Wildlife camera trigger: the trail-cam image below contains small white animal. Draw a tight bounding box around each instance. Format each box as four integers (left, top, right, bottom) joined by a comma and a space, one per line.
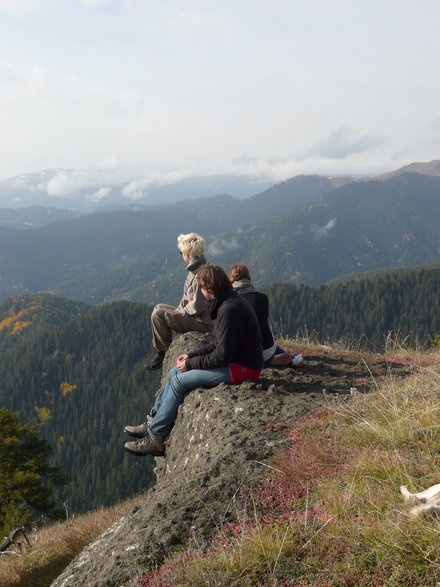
400, 483, 440, 517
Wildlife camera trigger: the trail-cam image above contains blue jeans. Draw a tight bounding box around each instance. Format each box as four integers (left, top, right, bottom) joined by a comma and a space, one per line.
149, 365, 230, 437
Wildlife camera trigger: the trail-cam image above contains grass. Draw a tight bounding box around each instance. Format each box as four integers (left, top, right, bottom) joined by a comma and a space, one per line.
2, 337, 439, 586
0, 494, 143, 587
133, 345, 440, 586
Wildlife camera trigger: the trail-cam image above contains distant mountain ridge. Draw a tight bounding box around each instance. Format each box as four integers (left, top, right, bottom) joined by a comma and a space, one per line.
51, 170, 440, 304
376, 159, 440, 181
0, 176, 344, 300
0, 169, 272, 212
0, 161, 439, 303
0, 205, 82, 229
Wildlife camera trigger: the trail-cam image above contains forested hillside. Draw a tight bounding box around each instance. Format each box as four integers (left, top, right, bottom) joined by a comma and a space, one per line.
264, 262, 440, 349
0, 174, 347, 301
0, 206, 82, 229
0, 260, 438, 516
50, 172, 440, 305
208, 172, 440, 286
0, 194, 243, 299
0, 297, 160, 513
0, 293, 91, 351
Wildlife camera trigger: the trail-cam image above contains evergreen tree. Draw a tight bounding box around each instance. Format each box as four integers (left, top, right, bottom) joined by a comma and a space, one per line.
0, 408, 69, 535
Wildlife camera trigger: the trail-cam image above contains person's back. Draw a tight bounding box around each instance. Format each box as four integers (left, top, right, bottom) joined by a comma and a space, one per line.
228, 263, 297, 365
236, 289, 274, 352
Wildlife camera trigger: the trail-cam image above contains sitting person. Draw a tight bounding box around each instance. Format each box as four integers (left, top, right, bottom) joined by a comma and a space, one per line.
124, 265, 263, 457
144, 232, 214, 371
228, 263, 303, 366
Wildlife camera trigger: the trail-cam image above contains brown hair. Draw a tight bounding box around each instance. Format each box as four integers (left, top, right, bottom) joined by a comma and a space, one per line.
228, 263, 251, 283
197, 265, 232, 296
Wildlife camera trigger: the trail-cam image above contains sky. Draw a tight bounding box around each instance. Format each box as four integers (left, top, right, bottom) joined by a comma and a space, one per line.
0, 0, 439, 190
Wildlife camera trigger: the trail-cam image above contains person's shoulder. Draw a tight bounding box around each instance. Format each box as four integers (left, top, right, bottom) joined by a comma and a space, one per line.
254, 290, 268, 301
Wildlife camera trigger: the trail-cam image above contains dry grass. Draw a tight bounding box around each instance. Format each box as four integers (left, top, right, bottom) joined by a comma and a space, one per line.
0, 494, 143, 587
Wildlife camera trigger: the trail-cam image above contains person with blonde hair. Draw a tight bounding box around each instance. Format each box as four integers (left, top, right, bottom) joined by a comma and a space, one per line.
228, 263, 303, 366
144, 232, 213, 370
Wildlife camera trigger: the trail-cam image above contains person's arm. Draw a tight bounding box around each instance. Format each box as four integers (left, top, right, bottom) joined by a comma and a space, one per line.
187, 342, 216, 358
186, 305, 239, 370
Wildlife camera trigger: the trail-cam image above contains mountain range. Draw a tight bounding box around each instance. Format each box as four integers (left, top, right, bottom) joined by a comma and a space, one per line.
51, 165, 440, 305
0, 160, 439, 305
0, 169, 272, 212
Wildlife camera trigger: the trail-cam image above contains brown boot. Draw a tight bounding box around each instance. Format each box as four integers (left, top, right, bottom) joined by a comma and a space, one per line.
124, 415, 153, 438
144, 350, 165, 370
124, 433, 165, 457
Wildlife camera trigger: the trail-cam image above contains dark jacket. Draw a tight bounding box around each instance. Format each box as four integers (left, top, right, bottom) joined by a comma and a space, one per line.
185, 290, 263, 371
239, 291, 274, 351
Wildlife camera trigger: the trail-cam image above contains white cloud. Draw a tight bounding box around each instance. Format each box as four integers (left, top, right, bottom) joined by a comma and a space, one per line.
98, 154, 118, 170
1, 2, 440, 183
301, 127, 387, 161
311, 218, 337, 238
121, 179, 149, 201
0, 0, 43, 13
81, 0, 109, 7
0, 61, 21, 85
44, 170, 114, 197
208, 237, 240, 257
87, 186, 110, 202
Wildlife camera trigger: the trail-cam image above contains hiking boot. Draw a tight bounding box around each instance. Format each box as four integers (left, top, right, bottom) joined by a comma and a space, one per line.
144, 350, 165, 370
266, 352, 292, 366
124, 415, 153, 439
124, 433, 165, 457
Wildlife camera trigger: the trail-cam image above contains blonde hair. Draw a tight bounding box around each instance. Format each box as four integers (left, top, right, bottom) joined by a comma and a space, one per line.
177, 233, 205, 257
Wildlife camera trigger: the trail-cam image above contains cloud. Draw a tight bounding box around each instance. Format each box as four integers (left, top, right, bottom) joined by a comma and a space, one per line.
0, 0, 42, 13
87, 186, 110, 202
232, 153, 259, 166
98, 153, 118, 170
80, 0, 109, 7
45, 170, 102, 197
0, 61, 21, 85
121, 179, 150, 201
311, 218, 336, 238
301, 126, 386, 160
208, 237, 240, 257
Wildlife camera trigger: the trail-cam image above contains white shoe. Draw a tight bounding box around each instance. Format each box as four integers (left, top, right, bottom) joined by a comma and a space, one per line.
291, 354, 304, 366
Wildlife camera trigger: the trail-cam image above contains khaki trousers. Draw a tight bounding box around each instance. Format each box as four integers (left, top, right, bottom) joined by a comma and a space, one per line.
151, 303, 213, 351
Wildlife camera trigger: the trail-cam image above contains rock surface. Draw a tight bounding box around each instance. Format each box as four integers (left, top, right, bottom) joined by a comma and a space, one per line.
51, 332, 409, 587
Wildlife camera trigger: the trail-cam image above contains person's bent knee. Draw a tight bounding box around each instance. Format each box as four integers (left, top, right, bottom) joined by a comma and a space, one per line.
169, 371, 191, 398
152, 304, 170, 317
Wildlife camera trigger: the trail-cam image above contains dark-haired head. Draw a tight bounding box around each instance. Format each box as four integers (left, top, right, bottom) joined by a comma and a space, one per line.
228, 263, 251, 283
197, 265, 232, 297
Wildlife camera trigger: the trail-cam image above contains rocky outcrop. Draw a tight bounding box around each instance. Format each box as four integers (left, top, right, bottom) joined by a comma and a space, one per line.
51, 333, 402, 587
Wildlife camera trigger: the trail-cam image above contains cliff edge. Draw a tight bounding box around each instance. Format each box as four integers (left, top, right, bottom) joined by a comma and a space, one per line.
51, 332, 405, 587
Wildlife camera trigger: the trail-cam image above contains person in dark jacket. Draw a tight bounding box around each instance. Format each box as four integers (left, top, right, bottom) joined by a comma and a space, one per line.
228, 263, 303, 366
124, 265, 263, 457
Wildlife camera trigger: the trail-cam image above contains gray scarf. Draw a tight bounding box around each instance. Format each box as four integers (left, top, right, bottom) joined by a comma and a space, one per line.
232, 278, 256, 294
187, 255, 206, 272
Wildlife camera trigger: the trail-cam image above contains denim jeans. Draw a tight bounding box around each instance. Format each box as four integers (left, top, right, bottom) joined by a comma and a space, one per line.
149, 365, 230, 438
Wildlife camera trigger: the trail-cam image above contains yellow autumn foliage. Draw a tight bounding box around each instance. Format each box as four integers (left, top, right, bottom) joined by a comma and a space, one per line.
0, 302, 37, 334
59, 382, 77, 397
